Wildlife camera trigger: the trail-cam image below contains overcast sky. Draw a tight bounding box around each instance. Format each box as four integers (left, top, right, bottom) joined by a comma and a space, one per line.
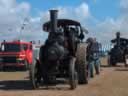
0, 0, 128, 44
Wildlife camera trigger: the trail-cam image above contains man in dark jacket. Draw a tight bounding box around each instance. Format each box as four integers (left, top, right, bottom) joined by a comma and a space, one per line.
86, 38, 100, 78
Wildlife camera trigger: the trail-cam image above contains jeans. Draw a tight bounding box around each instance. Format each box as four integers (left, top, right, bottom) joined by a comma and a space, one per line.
88, 58, 100, 78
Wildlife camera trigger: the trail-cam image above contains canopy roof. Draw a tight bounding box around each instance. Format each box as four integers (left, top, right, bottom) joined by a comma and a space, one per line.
111, 38, 128, 42
43, 19, 81, 32
111, 38, 128, 45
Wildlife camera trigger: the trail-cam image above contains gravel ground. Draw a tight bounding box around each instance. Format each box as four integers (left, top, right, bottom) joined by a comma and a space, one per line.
0, 58, 128, 96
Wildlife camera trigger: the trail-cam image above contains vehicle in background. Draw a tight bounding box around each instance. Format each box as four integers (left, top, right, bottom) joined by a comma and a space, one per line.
108, 32, 128, 66
0, 40, 33, 70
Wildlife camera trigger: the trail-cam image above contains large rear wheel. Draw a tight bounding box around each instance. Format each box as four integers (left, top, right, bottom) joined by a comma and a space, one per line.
76, 43, 89, 84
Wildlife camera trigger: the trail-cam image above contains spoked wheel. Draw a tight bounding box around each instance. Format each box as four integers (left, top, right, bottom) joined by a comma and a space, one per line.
29, 60, 41, 89
69, 57, 78, 90
76, 43, 89, 84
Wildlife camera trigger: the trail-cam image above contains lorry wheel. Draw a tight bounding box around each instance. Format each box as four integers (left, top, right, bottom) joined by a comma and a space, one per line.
69, 57, 78, 90
29, 60, 41, 89
0, 65, 3, 72
76, 43, 88, 84
3, 66, 7, 71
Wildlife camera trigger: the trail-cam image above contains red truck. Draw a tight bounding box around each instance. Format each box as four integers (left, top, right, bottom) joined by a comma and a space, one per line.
0, 40, 33, 70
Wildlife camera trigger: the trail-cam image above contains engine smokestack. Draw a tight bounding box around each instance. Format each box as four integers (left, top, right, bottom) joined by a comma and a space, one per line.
50, 10, 58, 33
116, 32, 120, 47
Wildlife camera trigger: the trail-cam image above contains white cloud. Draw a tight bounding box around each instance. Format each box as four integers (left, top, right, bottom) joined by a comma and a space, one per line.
0, 0, 47, 42
0, 0, 30, 31
40, 2, 90, 22
1, 0, 128, 44
75, 3, 90, 20
0, 1, 91, 43
30, 17, 41, 23
120, 0, 128, 11
36, 2, 91, 43
88, 16, 128, 43
86, 0, 128, 44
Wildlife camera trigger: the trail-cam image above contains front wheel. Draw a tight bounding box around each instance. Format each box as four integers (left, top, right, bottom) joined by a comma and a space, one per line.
69, 57, 78, 90
108, 55, 116, 66
29, 60, 41, 89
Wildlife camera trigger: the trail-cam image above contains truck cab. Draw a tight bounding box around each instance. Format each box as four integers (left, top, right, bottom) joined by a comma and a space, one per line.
0, 40, 33, 70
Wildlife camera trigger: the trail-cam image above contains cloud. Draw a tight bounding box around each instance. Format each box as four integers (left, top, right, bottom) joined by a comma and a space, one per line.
0, 0, 31, 40
120, 0, 128, 12
89, 17, 128, 43
75, 3, 90, 19
0, 1, 92, 44
0, 0, 48, 43
37, 2, 91, 43
1, 0, 128, 45
86, 0, 128, 44
40, 2, 90, 22
23, 0, 128, 44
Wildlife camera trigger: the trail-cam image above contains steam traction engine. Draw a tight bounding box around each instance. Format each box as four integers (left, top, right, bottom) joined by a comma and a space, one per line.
29, 10, 89, 89
108, 32, 128, 66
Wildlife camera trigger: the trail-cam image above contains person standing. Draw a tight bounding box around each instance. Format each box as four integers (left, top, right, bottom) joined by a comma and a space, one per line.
92, 38, 101, 75
86, 38, 100, 78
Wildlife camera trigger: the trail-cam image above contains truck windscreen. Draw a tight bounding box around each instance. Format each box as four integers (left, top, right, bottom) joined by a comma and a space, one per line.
4, 44, 20, 52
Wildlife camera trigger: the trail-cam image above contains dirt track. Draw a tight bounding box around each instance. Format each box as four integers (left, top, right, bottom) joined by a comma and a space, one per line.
0, 58, 128, 96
